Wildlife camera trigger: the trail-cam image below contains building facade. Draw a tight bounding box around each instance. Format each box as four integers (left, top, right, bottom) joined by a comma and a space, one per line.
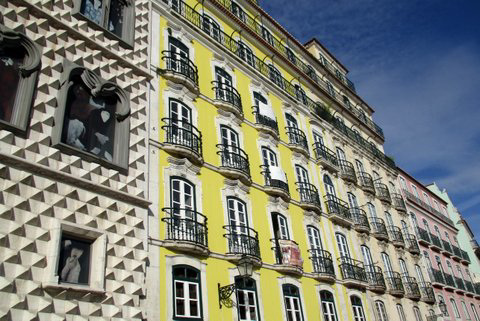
0, 0, 150, 320
428, 183, 480, 276
147, 0, 439, 320
398, 169, 480, 321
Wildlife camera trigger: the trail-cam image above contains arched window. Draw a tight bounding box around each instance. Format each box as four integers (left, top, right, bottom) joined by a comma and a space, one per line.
231, 1, 246, 22
413, 306, 423, 321
286, 47, 296, 64
294, 84, 307, 104
375, 300, 389, 321
202, 14, 220, 41
235, 276, 260, 321
323, 174, 335, 197
305, 65, 318, 82
0, 24, 40, 132
367, 202, 377, 218
283, 284, 304, 321
261, 26, 274, 46
226, 197, 250, 240
437, 295, 448, 317
450, 298, 461, 318
326, 81, 336, 98
461, 301, 472, 320
238, 41, 254, 67
320, 290, 338, 321
351, 296, 366, 321
471, 303, 480, 321
268, 64, 283, 88
335, 233, 350, 259
172, 265, 202, 319
396, 304, 406, 321
307, 225, 322, 250
54, 61, 131, 168
261, 146, 278, 166
271, 212, 289, 240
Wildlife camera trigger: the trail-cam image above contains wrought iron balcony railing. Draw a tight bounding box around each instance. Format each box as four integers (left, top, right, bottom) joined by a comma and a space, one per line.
429, 233, 442, 249
452, 245, 462, 258
403, 275, 421, 299
260, 165, 289, 196
357, 172, 375, 194
271, 238, 303, 271
391, 193, 407, 212
308, 248, 335, 277
212, 81, 243, 114
252, 106, 279, 134
223, 225, 260, 259
365, 265, 386, 291
312, 143, 339, 169
375, 183, 391, 203
338, 159, 357, 184
371, 217, 389, 240
338, 256, 367, 283
162, 118, 203, 159
443, 273, 455, 288
475, 282, 480, 295
388, 226, 405, 246
430, 268, 445, 285
217, 144, 250, 178
403, 190, 454, 225
465, 280, 474, 293
416, 227, 431, 244
351, 208, 370, 233
324, 195, 352, 221
405, 234, 420, 254
461, 249, 470, 262
385, 272, 404, 295
442, 240, 453, 255
419, 282, 436, 303
455, 277, 466, 291
285, 127, 309, 153
296, 182, 321, 210
162, 50, 199, 86
162, 207, 208, 247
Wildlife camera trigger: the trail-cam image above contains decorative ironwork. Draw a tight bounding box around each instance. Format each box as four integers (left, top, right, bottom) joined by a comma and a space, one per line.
161, 50, 198, 85
285, 126, 309, 153
223, 225, 261, 258
338, 257, 367, 283
296, 182, 321, 210
217, 144, 250, 178
162, 118, 203, 158
308, 248, 335, 277
260, 165, 289, 196
162, 207, 208, 246
212, 81, 243, 114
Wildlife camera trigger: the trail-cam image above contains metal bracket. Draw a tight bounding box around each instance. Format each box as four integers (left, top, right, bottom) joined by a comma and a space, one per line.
218, 283, 236, 308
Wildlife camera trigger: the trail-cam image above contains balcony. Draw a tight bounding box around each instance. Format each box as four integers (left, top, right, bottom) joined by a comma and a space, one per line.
444, 273, 456, 290
416, 227, 431, 245
338, 257, 368, 288
375, 183, 391, 204
324, 195, 353, 227
441, 240, 453, 256
461, 249, 471, 264
405, 234, 421, 255
475, 283, 480, 297
252, 106, 279, 138
217, 144, 251, 184
296, 182, 322, 213
351, 208, 370, 234
386, 272, 405, 297
365, 265, 386, 293
392, 193, 407, 213
388, 226, 405, 248
403, 276, 421, 300
308, 248, 335, 282
404, 190, 454, 225
161, 50, 199, 93
285, 127, 309, 156
261, 165, 290, 200
357, 172, 375, 195
465, 280, 475, 294
430, 268, 445, 288
162, 207, 208, 256
454, 276, 466, 293
223, 225, 261, 265
162, 118, 203, 164
371, 217, 389, 241
452, 245, 463, 261
271, 239, 303, 275
338, 160, 357, 184
429, 234, 442, 252
313, 143, 339, 173
211, 81, 243, 117
419, 282, 436, 304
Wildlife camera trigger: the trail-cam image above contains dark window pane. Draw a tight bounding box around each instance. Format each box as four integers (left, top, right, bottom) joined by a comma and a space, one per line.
238, 291, 245, 304
239, 306, 246, 319
108, 0, 125, 36
189, 300, 198, 316
175, 282, 184, 297
81, 0, 104, 25
176, 299, 185, 315
188, 284, 197, 299
0, 47, 24, 123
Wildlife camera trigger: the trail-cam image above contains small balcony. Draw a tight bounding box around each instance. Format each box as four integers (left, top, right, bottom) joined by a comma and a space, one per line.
308, 248, 335, 282
162, 118, 203, 164
403, 276, 421, 300
365, 265, 386, 293
386, 272, 405, 297
452, 245, 462, 261
217, 144, 251, 184
324, 195, 353, 227
475, 283, 480, 297
338, 257, 368, 288
161, 50, 199, 94
271, 239, 303, 275
429, 233, 442, 252
465, 280, 475, 294
357, 172, 375, 195
416, 227, 431, 245
296, 182, 322, 213
261, 165, 290, 201
392, 193, 407, 213
430, 268, 445, 288
285, 127, 309, 156
441, 240, 453, 256
223, 225, 261, 266
211, 81, 243, 117
455, 276, 466, 293
338, 160, 357, 184
388, 226, 405, 248
405, 234, 421, 255
162, 207, 208, 256
461, 249, 471, 264
351, 208, 370, 234
443, 273, 456, 290
375, 183, 391, 204
313, 143, 339, 173
371, 217, 389, 241
419, 282, 436, 304
252, 106, 279, 138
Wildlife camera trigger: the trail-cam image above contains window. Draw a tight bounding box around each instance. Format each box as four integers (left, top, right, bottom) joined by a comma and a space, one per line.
271, 212, 289, 240
450, 298, 461, 318
235, 277, 260, 321
433, 200, 440, 211
471, 303, 480, 321
283, 284, 304, 321
323, 174, 336, 197
367, 202, 377, 218
268, 64, 283, 88
396, 304, 406, 321
326, 81, 336, 98
286, 47, 296, 64
294, 84, 306, 104
411, 184, 419, 198
413, 306, 423, 321
231, 1, 246, 22
173, 265, 202, 319
261, 27, 274, 46
226, 197, 251, 254
261, 147, 278, 167
375, 301, 389, 321
423, 192, 432, 206
320, 290, 338, 321
238, 41, 254, 67
438, 295, 448, 316
305, 65, 317, 82
399, 176, 407, 191
335, 233, 350, 259
58, 234, 92, 285
75, 0, 134, 45
53, 60, 130, 169
0, 24, 40, 132
351, 296, 365, 321
462, 301, 472, 320
381, 252, 393, 278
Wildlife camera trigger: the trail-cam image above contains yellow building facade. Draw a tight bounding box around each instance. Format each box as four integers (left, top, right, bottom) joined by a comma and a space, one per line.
146, 0, 439, 320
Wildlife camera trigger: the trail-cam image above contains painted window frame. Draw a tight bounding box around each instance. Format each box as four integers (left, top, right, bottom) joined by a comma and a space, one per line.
235, 276, 261, 321
172, 265, 203, 320
450, 298, 461, 318
351, 295, 366, 321
374, 300, 389, 321
282, 284, 304, 321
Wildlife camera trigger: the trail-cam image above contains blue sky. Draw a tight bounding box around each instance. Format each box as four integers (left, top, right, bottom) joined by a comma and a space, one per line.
261, 0, 480, 236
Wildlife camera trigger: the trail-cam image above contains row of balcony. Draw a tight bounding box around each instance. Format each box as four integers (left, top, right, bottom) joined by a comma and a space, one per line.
403, 190, 454, 226
430, 268, 480, 298
162, 0, 397, 169
416, 227, 470, 264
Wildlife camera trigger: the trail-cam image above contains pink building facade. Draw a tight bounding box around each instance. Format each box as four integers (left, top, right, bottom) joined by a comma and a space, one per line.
398, 169, 480, 321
